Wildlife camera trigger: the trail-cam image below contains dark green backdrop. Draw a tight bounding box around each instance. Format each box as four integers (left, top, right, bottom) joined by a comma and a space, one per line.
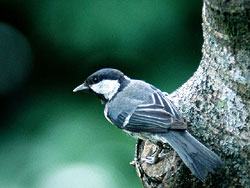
0, 0, 202, 187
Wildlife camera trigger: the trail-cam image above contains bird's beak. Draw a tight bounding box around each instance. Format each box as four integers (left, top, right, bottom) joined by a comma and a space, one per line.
73, 82, 89, 92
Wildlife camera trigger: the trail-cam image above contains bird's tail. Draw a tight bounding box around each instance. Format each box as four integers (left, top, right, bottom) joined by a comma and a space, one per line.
161, 130, 223, 181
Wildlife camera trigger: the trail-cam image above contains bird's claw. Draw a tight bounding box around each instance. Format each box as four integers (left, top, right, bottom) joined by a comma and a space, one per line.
141, 151, 167, 164
141, 156, 159, 164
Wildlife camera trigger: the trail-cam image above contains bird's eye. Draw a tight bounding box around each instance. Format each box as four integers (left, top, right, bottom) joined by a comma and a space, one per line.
92, 76, 98, 83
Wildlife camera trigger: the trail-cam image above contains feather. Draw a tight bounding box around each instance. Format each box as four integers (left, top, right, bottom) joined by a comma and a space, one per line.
118, 90, 187, 133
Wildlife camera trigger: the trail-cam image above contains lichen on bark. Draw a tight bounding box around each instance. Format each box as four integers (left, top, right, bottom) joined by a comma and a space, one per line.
132, 1, 250, 187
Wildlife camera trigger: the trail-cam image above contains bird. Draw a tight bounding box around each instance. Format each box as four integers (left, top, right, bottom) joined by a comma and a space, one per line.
73, 68, 223, 181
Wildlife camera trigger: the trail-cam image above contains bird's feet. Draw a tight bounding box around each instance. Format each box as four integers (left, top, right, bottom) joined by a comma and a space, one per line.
141, 146, 167, 164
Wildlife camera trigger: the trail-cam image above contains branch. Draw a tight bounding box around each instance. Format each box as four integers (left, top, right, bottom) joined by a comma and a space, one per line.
133, 1, 250, 187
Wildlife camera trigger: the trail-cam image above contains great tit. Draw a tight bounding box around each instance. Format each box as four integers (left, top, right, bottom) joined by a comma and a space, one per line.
73, 68, 223, 181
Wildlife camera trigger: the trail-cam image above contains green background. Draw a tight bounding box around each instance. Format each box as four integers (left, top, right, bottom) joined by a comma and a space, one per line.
0, 0, 202, 187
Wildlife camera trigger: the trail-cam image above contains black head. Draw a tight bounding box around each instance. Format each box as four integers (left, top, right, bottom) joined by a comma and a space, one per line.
85, 68, 125, 85
73, 68, 129, 102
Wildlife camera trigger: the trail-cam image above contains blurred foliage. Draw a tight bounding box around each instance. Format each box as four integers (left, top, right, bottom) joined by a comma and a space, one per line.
0, 23, 32, 94
0, 0, 202, 187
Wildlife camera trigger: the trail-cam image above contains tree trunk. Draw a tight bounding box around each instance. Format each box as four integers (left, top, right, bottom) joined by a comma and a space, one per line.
132, 1, 250, 187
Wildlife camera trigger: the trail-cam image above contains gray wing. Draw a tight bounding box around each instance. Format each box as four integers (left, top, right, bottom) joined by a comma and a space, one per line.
118, 90, 187, 133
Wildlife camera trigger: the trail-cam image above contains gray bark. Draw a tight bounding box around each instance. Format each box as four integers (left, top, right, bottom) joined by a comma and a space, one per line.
132, 1, 250, 187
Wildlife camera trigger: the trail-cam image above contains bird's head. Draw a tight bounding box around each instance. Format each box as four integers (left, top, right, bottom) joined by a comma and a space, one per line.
73, 68, 129, 102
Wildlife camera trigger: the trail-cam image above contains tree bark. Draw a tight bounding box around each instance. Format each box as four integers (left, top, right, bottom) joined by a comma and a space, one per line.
132, 1, 250, 187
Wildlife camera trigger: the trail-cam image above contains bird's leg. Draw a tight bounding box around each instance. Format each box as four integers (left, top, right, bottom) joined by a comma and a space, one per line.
142, 142, 166, 164
159, 143, 171, 158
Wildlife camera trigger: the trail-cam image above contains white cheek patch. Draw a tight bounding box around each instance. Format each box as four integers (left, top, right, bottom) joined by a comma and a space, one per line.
90, 80, 120, 100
